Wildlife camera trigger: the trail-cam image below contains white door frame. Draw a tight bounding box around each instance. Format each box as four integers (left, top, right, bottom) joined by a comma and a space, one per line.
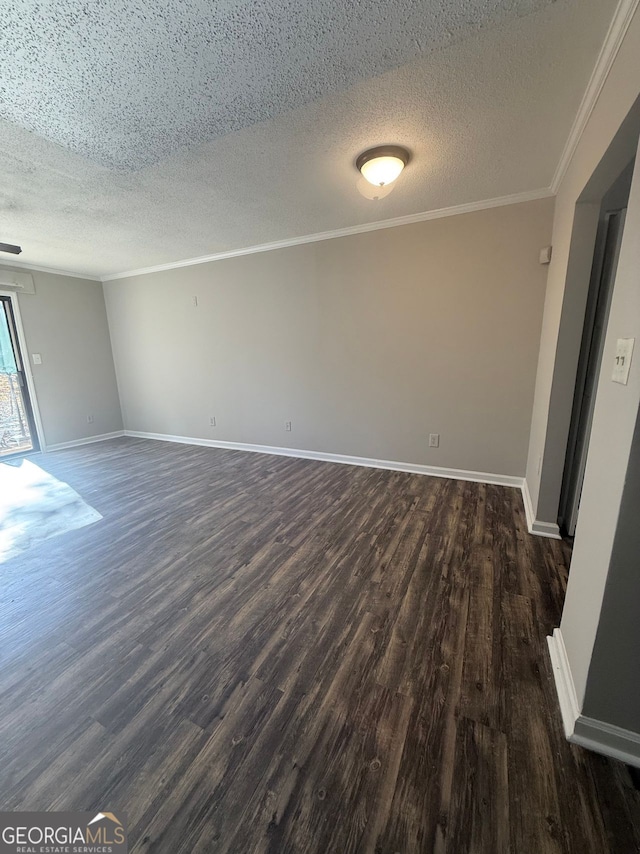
0, 289, 47, 452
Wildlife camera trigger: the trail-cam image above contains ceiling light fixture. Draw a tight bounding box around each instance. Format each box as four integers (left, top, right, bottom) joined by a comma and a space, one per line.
356, 145, 410, 187
0, 242, 22, 255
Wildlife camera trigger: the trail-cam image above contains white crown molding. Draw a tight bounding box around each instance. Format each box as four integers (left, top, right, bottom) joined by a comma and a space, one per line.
45, 430, 124, 452
551, 0, 640, 193
0, 259, 101, 281
8, 2, 639, 284
522, 479, 562, 538
122, 429, 524, 487
101, 188, 553, 282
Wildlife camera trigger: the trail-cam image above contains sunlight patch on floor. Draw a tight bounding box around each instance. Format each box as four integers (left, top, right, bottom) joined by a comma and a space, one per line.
0, 459, 102, 563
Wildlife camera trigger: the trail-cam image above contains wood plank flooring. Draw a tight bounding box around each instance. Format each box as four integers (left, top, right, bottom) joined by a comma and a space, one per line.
1, 437, 639, 853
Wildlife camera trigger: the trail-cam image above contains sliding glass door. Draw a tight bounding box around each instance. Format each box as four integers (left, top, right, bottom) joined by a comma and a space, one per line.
0, 295, 39, 457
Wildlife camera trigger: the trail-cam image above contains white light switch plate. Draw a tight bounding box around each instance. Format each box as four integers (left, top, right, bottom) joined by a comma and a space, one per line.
32, 353, 42, 365
612, 338, 634, 385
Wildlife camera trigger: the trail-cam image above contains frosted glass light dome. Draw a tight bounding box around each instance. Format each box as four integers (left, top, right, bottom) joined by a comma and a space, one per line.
356, 146, 410, 187
360, 155, 405, 186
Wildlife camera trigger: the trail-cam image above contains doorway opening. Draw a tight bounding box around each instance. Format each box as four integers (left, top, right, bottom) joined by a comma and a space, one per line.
558, 159, 635, 536
0, 294, 40, 458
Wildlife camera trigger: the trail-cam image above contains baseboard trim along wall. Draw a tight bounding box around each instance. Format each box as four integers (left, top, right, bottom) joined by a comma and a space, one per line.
547, 629, 581, 737
45, 430, 125, 452
44, 431, 563, 541
123, 429, 524, 488
522, 478, 562, 539
547, 628, 640, 768
572, 716, 640, 769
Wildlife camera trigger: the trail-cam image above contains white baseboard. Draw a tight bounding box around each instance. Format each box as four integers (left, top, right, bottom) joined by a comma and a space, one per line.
45, 430, 125, 452
573, 715, 640, 768
547, 628, 640, 768
122, 430, 524, 488
547, 629, 581, 737
522, 479, 561, 539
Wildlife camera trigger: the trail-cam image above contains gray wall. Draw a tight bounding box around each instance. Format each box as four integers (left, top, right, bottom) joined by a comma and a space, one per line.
3, 269, 123, 447
522, 6, 640, 727
583, 401, 640, 732
559, 147, 640, 711
526, 10, 640, 525
104, 197, 553, 477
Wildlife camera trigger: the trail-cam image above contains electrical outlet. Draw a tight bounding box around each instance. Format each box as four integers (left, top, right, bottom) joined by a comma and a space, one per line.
429, 433, 439, 448
86, 415, 94, 424
192, 295, 198, 307
209, 416, 216, 427
285, 421, 292, 432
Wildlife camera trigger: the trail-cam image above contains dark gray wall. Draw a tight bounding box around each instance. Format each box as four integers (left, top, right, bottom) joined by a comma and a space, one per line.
583, 401, 640, 732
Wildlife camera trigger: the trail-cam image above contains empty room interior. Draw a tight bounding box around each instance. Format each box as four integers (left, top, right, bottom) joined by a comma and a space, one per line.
2, 0, 640, 851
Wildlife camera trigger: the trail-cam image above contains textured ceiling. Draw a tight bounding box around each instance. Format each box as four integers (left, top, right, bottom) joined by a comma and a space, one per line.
2, 0, 555, 168
0, 0, 620, 277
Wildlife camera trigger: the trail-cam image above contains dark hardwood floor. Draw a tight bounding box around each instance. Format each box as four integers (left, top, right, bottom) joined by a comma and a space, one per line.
1, 437, 639, 853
